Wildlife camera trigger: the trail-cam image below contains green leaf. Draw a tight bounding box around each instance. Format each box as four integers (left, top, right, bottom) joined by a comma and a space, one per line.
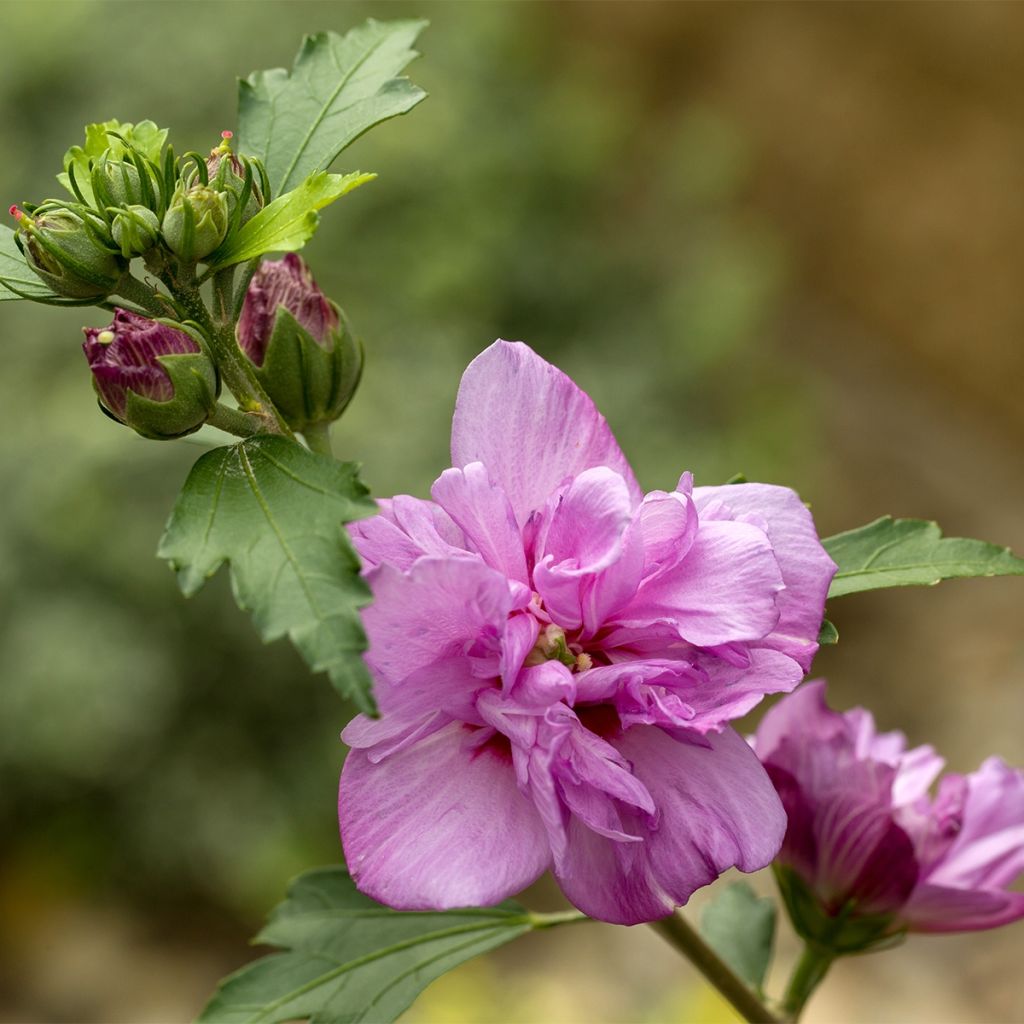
157, 436, 378, 713
198, 867, 584, 1024
238, 19, 427, 197
0, 224, 62, 302
700, 882, 776, 993
817, 618, 838, 645
57, 119, 168, 206
824, 516, 1024, 598
207, 171, 373, 268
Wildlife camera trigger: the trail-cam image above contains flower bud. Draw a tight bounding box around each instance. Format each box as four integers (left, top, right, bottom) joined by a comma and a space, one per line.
12, 205, 124, 299
111, 205, 160, 258
237, 255, 362, 432
161, 183, 229, 262
91, 154, 155, 211
82, 308, 218, 440
206, 131, 264, 226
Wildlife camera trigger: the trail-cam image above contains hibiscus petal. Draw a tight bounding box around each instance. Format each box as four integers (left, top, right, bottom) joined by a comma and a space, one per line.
431, 463, 528, 583
621, 519, 784, 647
340, 722, 551, 909
451, 341, 642, 525
900, 884, 1024, 933
555, 726, 786, 924
350, 496, 466, 572
693, 484, 836, 672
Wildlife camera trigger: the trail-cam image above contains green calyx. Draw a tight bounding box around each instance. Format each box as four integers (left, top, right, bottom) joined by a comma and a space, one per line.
113, 350, 220, 441
162, 184, 229, 263
245, 304, 363, 432
16, 206, 124, 299
772, 864, 906, 956
111, 205, 160, 258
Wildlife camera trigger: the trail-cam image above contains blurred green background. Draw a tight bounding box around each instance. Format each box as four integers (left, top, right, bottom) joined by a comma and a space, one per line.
1, 2, 1023, 1021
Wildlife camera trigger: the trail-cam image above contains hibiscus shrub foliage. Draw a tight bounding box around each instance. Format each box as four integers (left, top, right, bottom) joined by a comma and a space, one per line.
3, 18, 1024, 1024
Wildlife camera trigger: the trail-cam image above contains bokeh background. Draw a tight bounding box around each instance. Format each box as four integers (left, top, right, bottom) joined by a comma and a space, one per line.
1, 2, 1023, 1021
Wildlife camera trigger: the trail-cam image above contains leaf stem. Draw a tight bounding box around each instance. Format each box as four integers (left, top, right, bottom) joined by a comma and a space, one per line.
303, 421, 334, 457
780, 943, 834, 1022
649, 913, 782, 1024
111, 273, 173, 318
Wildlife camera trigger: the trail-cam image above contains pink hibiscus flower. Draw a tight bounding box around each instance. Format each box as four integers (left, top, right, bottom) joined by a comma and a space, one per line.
339, 341, 837, 925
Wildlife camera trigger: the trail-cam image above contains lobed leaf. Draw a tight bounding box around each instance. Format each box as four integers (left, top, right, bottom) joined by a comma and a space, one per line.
700, 882, 776, 993
158, 436, 378, 713
824, 516, 1024, 598
207, 171, 373, 269
238, 19, 427, 196
198, 867, 581, 1024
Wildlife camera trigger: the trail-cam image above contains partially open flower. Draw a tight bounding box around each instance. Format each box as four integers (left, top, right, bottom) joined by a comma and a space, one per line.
237, 254, 362, 431
82, 308, 218, 439
754, 681, 1024, 950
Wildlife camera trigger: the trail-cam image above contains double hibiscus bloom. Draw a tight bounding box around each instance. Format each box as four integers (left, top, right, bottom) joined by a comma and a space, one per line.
340, 341, 837, 925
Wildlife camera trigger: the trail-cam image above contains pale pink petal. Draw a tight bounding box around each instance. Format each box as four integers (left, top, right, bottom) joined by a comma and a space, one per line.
350, 495, 467, 572
619, 519, 784, 647
693, 484, 836, 672
451, 341, 641, 525
340, 722, 551, 909
555, 726, 786, 924
431, 463, 528, 584
752, 680, 841, 763
900, 884, 1024, 933
637, 490, 698, 579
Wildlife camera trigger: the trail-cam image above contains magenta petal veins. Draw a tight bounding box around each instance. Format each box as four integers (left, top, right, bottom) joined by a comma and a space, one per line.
340, 340, 838, 924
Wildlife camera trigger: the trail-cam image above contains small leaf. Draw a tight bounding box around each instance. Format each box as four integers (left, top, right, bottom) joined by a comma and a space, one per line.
198, 867, 582, 1024
57, 119, 168, 206
207, 170, 373, 268
824, 516, 1024, 599
158, 436, 378, 713
724, 472, 748, 485
238, 19, 427, 196
0, 224, 62, 302
817, 618, 838, 645
701, 882, 776, 993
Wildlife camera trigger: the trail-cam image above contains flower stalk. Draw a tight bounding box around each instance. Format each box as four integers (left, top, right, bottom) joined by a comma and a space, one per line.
780, 944, 835, 1022
650, 912, 781, 1024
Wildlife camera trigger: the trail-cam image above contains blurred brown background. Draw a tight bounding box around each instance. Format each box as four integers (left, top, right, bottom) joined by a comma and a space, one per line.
0, 2, 1022, 1021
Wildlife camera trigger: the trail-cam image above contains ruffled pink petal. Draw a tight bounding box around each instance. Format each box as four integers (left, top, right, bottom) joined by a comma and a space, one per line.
349, 495, 467, 572
619, 519, 784, 647
637, 490, 698, 580
362, 557, 524, 690
555, 726, 786, 924
900, 884, 1024, 933
533, 467, 636, 632
451, 341, 642, 526
340, 722, 551, 909
431, 462, 528, 584
752, 680, 843, 763
693, 484, 836, 672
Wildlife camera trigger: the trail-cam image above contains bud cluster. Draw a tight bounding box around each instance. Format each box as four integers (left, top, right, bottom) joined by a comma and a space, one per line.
9, 119, 363, 446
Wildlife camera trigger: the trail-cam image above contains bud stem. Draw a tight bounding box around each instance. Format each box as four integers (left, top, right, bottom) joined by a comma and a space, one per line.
780, 943, 835, 1022
207, 403, 267, 438
649, 913, 781, 1024
111, 274, 173, 319
303, 421, 334, 457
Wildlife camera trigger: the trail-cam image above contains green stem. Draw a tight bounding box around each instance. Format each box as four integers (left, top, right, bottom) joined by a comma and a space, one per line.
207, 403, 265, 438
211, 265, 237, 325
780, 944, 835, 1022
650, 914, 781, 1024
111, 274, 173, 318
303, 421, 334, 456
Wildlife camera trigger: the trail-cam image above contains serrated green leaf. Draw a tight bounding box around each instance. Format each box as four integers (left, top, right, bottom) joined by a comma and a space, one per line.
817, 618, 838, 645
238, 19, 427, 196
824, 516, 1024, 598
700, 882, 776, 993
157, 436, 378, 713
207, 171, 373, 268
0, 224, 61, 302
198, 867, 584, 1024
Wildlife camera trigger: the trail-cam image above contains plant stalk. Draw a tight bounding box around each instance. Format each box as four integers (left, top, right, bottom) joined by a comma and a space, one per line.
303, 421, 334, 456
780, 943, 835, 1022
650, 913, 781, 1024
207, 403, 265, 438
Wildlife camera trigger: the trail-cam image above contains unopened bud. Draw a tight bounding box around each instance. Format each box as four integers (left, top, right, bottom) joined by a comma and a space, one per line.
237, 255, 362, 431
206, 131, 264, 225
111, 205, 160, 257
92, 154, 155, 211
82, 308, 218, 439
13, 205, 124, 299
161, 183, 229, 262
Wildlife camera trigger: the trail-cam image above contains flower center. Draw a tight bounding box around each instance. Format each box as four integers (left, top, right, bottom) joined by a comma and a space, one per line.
524, 623, 593, 673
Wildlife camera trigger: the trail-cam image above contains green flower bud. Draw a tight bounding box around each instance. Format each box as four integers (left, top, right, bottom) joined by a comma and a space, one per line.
11, 204, 124, 299
111, 205, 160, 257
92, 153, 156, 211
82, 308, 219, 440
161, 183, 229, 262
206, 131, 265, 226
237, 255, 362, 432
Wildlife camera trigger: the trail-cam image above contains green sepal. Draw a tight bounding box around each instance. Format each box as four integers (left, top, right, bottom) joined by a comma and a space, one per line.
251, 304, 363, 432
114, 350, 219, 441
817, 618, 838, 645
162, 184, 230, 263
773, 864, 905, 956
